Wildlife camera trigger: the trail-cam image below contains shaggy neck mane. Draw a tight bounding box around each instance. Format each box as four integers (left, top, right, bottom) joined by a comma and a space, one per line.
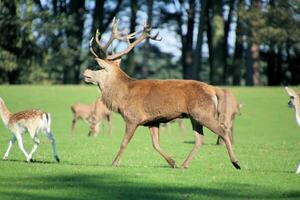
0, 100, 12, 127
100, 67, 133, 112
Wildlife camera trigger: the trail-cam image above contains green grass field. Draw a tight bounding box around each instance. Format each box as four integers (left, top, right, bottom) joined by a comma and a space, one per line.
0, 86, 299, 200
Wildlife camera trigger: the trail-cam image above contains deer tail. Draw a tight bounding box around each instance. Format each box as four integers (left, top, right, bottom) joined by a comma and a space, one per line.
42, 112, 51, 133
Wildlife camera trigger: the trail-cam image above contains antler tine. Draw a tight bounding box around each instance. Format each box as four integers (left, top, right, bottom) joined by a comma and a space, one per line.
89, 37, 99, 58
90, 18, 162, 60
143, 23, 162, 41
94, 29, 107, 57
149, 31, 162, 41
103, 17, 120, 51
106, 21, 162, 60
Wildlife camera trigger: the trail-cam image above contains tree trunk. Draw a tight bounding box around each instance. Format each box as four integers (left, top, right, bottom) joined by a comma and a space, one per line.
246, 42, 260, 86
183, 0, 196, 80
92, 0, 105, 36
232, 0, 243, 86
222, 0, 234, 85
141, 0, 153, 79
267, 49, 276, 86
124, 0, 137, 76
206, 0, 214, 84
1, 0, 20, 84
192, 0, 208, 81
65, 0, 85, 84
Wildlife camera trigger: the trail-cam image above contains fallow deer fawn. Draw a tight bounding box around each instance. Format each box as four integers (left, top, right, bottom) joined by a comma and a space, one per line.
84, 18, 241, 169
0, 97, 59, 162
71, 97, 112, 136
285, 87, 300, 174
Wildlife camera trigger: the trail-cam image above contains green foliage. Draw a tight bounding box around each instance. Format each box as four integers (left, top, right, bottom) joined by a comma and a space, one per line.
0, 48, 17, 72
0, 86, 299, 199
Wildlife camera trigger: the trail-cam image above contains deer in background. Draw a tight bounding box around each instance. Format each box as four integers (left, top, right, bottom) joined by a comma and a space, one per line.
161, 119, 186, 134
285, 87, 300, 174
71, 97, 112, 136
0, 97, 59, 162
84, 18, 241, 169
216, 89, 241, 145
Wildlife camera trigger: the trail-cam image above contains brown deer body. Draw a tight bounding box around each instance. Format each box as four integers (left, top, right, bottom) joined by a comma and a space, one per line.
84, 18, 241, 169
71, 97, 112, 136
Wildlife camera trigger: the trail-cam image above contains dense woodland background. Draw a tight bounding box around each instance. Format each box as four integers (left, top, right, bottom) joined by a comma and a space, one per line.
0, 0, 300, 85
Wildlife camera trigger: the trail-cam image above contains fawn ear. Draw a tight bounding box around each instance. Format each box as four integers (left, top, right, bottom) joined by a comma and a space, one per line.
285, 87, 296, 97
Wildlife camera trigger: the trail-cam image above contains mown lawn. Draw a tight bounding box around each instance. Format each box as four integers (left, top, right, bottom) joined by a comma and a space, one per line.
0, 85, 299, 200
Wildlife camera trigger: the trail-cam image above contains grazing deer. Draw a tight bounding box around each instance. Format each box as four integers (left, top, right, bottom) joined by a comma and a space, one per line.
71, 97, 112, 136
216, 89, 242, 145
83, 18, 241, 169
0, 97, 59, 162
161, 119, 186, 134
285, 87, 300, 174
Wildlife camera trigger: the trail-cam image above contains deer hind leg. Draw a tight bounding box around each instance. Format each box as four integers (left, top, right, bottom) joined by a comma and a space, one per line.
149, 125, 177, 168
181, 119, 204, 169
107, 114, 112, 136
204, 118, 240, 169
112, 123, 137, 167
46, 131, 60, 162
296, 163, 300, 174
3, 135, 17, 160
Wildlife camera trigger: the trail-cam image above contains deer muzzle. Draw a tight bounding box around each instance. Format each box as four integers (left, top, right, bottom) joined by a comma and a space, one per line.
83, 69, 97, 84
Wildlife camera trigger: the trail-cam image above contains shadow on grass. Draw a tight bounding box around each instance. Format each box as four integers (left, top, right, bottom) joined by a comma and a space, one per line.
0, 173, 299, 200
2, 159, 57, 165
183, 141, 219, 146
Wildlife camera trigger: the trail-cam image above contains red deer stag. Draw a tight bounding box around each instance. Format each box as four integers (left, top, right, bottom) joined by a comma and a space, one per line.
83, 18, 241, 169
71, 97, 112, 136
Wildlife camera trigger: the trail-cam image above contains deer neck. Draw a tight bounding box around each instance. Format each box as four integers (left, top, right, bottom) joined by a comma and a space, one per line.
295, 98, 300, 127
0, 101, 11, 127
99, 68, 133, 112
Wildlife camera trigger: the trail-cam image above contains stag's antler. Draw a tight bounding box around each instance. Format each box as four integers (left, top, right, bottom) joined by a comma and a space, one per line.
89, 18, 162, 60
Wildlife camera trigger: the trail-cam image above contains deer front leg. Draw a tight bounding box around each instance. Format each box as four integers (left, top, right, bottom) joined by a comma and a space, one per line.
149, 125, 177, 168
15, 133, 30, 162
3, 135, 17, 160
71, 117, 77, 134
28, 137, 40, 161
112, 123, 137, 167
181, 119, 204, 169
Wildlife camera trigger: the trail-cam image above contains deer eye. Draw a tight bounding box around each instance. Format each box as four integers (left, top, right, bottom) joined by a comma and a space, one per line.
291, 96, 294, 100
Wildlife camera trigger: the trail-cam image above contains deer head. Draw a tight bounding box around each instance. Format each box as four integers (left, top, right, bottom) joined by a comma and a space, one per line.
84, 18, 161, 88
285, 87, 300, 109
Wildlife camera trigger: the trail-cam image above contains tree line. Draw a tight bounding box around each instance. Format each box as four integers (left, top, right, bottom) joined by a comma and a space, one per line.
0, 0, 299, 85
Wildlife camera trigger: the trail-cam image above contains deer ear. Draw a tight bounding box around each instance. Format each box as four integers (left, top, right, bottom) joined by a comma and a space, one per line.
113, 59, 122, 66
285, 87, 296, 97
95, 58, 107, 69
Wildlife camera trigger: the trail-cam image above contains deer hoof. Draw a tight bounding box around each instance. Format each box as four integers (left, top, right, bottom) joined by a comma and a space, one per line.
112, 161, 119, 168
55, 156, 60, 163
232, 161, 241, 170
27, 158, 33, 162
181, 165, 189, 170
168, 159, 177, 168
